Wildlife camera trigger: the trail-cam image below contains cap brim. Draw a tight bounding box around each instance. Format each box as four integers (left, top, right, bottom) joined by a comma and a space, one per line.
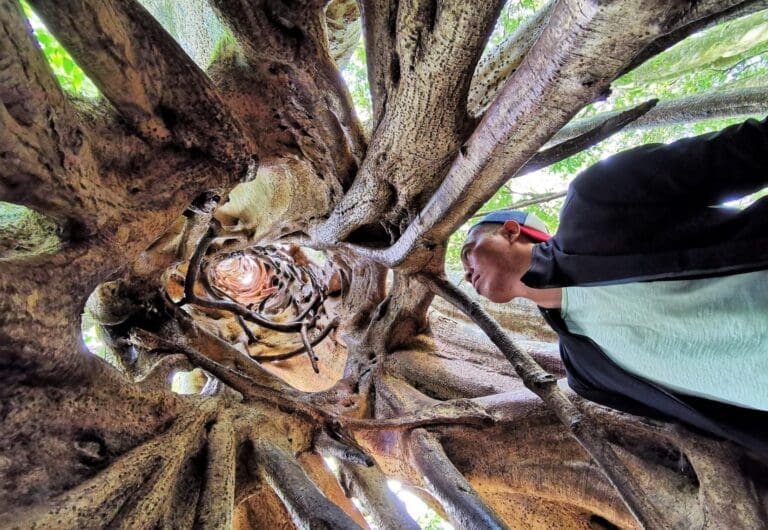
519, 225, 551, 243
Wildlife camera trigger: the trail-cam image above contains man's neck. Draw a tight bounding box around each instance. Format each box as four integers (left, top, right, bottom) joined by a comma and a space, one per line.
518, 285, 562, 308
516, 242, 561, 308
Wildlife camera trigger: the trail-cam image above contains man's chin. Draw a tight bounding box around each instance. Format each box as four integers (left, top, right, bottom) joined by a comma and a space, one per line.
487, 292, 514, 303
476, 286, 514, 304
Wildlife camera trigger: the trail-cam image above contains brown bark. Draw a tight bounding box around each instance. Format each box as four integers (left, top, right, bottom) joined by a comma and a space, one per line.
2, 1, 767, 529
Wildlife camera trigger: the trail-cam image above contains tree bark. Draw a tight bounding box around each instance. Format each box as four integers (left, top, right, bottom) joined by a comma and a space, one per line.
2, 1, 767, 529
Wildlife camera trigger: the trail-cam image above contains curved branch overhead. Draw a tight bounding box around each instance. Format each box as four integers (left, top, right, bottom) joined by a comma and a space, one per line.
1, 0, 767, 528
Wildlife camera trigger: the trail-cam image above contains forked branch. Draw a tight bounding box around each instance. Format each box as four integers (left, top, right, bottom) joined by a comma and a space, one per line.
360, 0, 697, 269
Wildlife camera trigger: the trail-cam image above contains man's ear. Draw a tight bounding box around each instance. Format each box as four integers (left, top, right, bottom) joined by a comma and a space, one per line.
501, 220, 521, 241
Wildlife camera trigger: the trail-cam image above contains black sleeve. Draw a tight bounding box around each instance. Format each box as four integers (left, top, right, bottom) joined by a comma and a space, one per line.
570, 116, 768, 207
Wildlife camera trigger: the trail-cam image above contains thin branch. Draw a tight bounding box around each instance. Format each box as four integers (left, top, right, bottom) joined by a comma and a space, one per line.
525, 98, 659, 173
420, 273, 668, 530
336, 398, 495, 432
551, 86, 768, 144
236, 314, 259, 344
183, 229, 304, 333
251, 318, 339, 362
469, 190, 567, 219
158, 302, 296, 393
301, 323, 320, 374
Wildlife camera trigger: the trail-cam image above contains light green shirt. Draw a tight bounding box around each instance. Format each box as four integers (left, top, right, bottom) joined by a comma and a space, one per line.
561, 271, 768, 411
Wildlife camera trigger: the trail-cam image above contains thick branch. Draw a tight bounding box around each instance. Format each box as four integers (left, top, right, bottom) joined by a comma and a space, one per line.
209, 0, 365, 188
0, 1, 98, 225
252, 318, 339, 362
621, 0, 768, 77
421, 274, 668, 530
469, 1, 767, 118
314, 0, 506, 245
315, 430, 374, 467
359, 0, 395, 125
0, 407, 212, 528
196, 413, 236, 529
28, 0, 248, 161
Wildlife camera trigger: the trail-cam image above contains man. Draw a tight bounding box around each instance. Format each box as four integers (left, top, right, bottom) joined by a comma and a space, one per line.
461, 116, 768, 456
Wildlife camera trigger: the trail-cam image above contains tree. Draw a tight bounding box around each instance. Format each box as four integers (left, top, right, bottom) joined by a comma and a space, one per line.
1, 0, 767, 528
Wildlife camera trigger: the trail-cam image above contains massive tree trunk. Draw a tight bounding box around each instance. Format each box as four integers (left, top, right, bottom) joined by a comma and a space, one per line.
1, 0, 767, 529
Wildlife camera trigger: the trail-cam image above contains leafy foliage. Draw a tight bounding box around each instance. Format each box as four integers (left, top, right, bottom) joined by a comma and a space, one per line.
20, 1, 99, 98
341, 37, 372, 124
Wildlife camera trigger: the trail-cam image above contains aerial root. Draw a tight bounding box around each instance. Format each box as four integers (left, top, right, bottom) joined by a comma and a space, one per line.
0, 408, 213, 529
250, 440, 363, 530
338, 461, 422, 530
196, 413, 237, 529
408, 428, 510, 530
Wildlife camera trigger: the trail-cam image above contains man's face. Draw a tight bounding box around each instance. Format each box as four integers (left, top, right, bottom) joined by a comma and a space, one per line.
461, 224, 518, 303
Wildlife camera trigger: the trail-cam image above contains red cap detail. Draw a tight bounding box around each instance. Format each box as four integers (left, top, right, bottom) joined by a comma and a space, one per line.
519, 225, 551, 243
